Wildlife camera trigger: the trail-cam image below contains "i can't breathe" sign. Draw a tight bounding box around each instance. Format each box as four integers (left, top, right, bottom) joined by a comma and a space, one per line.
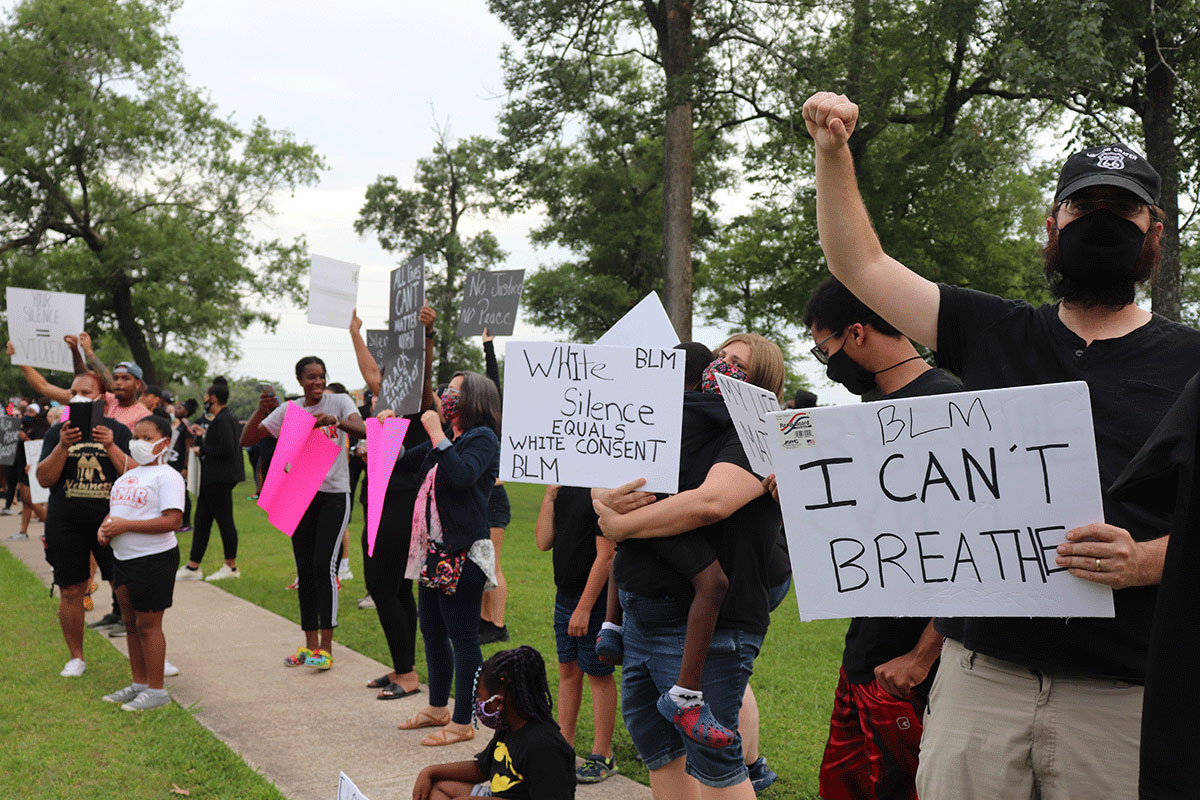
767, 382, 1114, 621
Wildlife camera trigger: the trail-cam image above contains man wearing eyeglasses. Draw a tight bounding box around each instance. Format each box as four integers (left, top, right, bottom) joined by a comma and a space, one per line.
803, 91, 1200, 800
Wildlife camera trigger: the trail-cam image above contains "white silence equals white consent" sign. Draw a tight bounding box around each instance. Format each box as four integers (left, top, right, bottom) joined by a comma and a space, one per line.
501, 341, 684, 494
766, 382, 1114, 620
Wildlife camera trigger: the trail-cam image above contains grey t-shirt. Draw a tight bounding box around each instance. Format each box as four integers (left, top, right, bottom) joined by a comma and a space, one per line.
261, 393, 359, 495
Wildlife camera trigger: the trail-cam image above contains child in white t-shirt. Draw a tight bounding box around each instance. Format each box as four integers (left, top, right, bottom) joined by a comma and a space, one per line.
96, 415, 186, 711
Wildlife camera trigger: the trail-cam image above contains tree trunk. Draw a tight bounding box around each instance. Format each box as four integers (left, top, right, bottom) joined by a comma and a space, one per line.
111, 272, 158, 385
1142, 33, 1180, 321
661, 0, 693, 341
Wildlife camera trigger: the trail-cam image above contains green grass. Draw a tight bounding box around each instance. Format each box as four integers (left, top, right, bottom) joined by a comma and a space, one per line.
0, 546, 286, 800
183, 468, 847, 797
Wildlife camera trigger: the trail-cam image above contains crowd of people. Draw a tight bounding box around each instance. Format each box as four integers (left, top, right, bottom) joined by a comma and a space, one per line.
2, 91, 1193, 799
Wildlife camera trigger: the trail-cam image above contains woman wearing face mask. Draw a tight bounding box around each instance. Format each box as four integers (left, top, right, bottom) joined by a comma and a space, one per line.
389, 371, 501, 747
242, 356, 365, 670
36, 373, 133, 678
176, 377, 244, 582
96, 415, 184, 710
592, 333, 787, 799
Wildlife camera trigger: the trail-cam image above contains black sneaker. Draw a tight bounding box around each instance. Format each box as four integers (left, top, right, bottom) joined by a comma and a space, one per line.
479, 622, 510, 644
87, 611, 122, 629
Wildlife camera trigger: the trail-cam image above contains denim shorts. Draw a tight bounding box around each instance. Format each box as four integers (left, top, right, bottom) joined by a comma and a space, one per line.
553, 592, 613, 677
619, 590, 763, 788
768, 577, 792, 613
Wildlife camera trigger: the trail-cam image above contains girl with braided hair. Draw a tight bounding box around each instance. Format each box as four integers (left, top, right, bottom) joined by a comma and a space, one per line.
413, 646, 576, 799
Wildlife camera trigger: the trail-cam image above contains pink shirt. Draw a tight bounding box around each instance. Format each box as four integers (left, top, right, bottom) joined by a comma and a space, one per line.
103, 394, 149, 432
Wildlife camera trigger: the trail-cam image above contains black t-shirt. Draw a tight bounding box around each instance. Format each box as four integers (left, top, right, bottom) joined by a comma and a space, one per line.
40, 419, 132, 523
551, 486, 604, 600
841, 368, 962, 684
1110, 370, 1200, 799
474, 719, 576, 799
934, 283, 1200, 681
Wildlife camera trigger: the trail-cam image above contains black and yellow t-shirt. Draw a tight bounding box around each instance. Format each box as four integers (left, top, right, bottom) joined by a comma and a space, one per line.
474, 719, 575, 799
40, 419, 131, 522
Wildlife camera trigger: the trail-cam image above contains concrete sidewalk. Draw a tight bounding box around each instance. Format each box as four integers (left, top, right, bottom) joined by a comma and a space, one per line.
2, 514, 650, 800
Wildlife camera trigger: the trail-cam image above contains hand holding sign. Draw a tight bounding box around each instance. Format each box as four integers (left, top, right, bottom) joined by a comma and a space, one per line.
257, 402, 341, 536
5, 288, 86, 372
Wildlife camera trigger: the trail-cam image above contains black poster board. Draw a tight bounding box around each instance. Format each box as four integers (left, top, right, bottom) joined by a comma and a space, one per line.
366, 329, 390, 368
0, 416, 19, 466
455, 269, 525, 337
379, 255, 425, 416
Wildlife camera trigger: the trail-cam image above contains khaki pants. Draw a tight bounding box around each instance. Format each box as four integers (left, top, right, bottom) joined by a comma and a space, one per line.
916, 639, 1142, 800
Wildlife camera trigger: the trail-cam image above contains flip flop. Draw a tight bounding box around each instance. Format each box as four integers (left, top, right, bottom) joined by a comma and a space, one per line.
421, 726, 474, 747
378, 683, 421, 700
366, 674, 391, 689
398, 708, 451, 730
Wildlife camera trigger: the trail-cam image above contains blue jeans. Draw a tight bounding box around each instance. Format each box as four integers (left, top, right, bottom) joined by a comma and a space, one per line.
619, 590, 763, 788
553, 591, 613, 677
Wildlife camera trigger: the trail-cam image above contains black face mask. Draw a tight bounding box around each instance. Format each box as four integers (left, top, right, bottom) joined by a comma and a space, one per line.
826, 348, 877, 396
1057, 209, 1146, 289
203, 400, 213, 413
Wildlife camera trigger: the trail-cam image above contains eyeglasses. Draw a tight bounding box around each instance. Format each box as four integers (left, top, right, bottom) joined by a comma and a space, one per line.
1059, 196, 1149, 220
443, 386, 461, 396
810, 329, 845, 365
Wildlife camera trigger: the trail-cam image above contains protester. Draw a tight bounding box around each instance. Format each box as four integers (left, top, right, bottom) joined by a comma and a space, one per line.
98, 414, 183, 711
7, 401, 50, 540
349, 307, 437, 698
177, 377, 244, 582
593, 332, 786, 797
535, 483, 618, 783
169, 400, 195, 532
799, 277, 961, 800
392, 370, 501, 747
412, 646, 576, 800
36, 373, 132, 677
479, 328, 512, 645
241, 356, 365, 670
802, 90, 1200, 798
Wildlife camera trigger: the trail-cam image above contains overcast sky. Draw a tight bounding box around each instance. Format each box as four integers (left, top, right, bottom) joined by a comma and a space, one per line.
5, 0, 855, 404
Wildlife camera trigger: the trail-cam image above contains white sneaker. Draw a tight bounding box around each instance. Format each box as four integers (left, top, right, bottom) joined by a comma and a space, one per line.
163, 659, 179, 677
60, 658, 86, 677
356, 594, 375, 610
338, 561, 353, 581
103, 684, 143, 704
121, 690, 171, 711
175, 565, 203, 581
0, 507, 15, 515
204, 564, 240, 582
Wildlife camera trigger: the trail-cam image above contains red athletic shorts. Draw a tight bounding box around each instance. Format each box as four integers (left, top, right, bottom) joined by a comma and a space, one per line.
818, 667, 924, 800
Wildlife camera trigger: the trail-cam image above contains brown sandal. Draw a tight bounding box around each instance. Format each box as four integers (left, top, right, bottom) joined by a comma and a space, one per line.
420, 725, 475, 747
397, 708, 451, 730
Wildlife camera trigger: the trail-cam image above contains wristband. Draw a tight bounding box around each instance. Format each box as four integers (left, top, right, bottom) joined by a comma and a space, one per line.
425, 329, 435, 339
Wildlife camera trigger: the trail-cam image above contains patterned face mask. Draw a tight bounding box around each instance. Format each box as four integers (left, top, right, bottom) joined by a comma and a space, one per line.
700, 358, 750, 395
475, 694, 507, 730
440, 389, 460, 422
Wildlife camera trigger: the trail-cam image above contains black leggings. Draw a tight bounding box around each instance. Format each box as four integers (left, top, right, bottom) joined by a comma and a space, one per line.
190, 482, 237, 563
419, 558, 486, 725
293, 491, 349, 631
362, 491, 418, 674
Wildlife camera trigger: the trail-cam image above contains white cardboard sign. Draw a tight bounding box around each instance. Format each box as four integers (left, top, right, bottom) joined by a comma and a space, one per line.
5, 288, 85, 372
337, 772, 370, 800
186, 448, 201, 497
766, 382, 1114, 620
306, 255, 361, 328
25, 440, 48, 504
501, 341, 684, 493
596, 292, 678, 349
715, 373, 781, 478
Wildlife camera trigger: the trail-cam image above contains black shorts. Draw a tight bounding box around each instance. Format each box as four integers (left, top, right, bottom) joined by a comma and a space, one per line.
113, 547, 180, 612
486, 484, 511, 529
44, 507, 112, 587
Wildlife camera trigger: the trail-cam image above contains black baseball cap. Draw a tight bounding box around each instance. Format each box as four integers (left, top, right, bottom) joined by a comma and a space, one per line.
1055, 143, 1160, 205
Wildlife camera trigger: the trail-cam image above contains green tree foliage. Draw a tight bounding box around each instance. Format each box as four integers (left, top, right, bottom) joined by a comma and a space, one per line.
355, 131, 505, 384
0, 0, 325, 385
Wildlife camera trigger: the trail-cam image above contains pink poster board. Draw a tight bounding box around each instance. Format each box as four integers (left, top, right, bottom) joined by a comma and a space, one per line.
365, 416, 411, 556
257, 401, 341, 536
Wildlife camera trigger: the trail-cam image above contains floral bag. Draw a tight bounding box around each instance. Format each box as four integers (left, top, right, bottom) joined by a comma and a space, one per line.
407, 465, 465, 595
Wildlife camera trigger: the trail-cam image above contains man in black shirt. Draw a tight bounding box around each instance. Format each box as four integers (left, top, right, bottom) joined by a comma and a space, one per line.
803, 91, 1200, 798
801, 277, 960, 800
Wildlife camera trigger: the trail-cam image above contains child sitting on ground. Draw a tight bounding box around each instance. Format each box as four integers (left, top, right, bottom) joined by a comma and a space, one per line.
595, 340, 743, 749
413, 645, 576, 799
535, 484, 618, 783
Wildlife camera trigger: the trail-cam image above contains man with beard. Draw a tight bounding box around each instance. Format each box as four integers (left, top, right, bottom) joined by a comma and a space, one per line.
802, 91, 1200, 798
